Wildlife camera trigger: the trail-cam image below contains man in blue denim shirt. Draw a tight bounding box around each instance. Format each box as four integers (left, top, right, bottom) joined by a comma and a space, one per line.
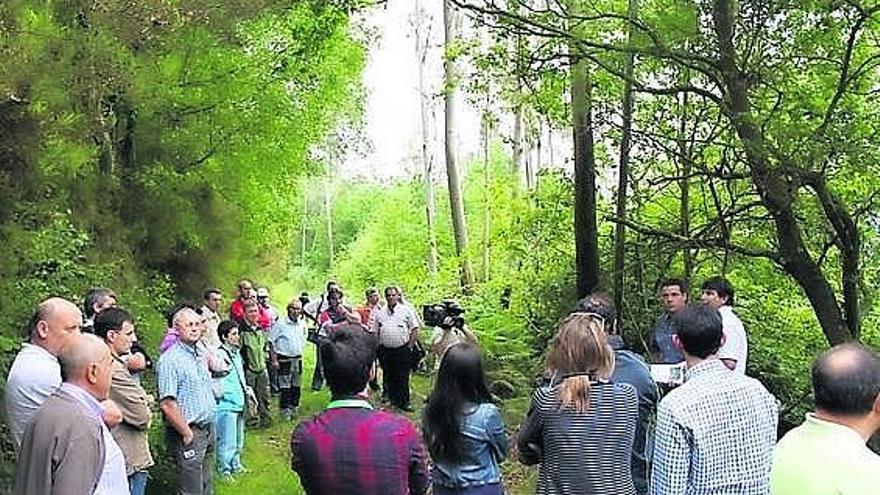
575, 294, 659, 495
651, 278, 688, 364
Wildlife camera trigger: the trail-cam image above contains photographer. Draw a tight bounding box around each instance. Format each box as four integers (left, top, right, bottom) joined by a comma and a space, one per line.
426, 300, 476, 370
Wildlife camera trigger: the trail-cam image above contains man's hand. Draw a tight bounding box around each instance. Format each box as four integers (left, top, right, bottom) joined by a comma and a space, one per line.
127, 352, 147, 373
271, 358, 280, 369
182, 425, 195, 446
101, 399, 123, 428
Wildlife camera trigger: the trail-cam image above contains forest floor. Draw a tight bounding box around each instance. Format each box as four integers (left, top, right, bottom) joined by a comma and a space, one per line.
215, 339, 537, 494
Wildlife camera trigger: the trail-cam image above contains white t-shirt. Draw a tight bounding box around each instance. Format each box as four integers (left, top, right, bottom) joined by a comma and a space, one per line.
372, 304, 419, 348
95, 422, 129, 495
4, 343, 61, 449
717, 305, 748, 374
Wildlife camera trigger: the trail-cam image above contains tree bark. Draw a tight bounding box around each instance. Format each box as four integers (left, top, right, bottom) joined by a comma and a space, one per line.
444, 0, 475, 290
482, 111, 492, 282
678, 90, 693, 279
712, 0, 854, 345
323, 177, 334, 271
613, 0, 638, 319
513, 102, 524, 184
301, 192, 308, 267
571, 54, 600, 298
415, 0, 439, 278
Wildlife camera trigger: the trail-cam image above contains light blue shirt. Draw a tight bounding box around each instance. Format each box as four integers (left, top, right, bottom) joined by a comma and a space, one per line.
269, 316, 307, 358
432, 402, 508, 489
216, 344, 246, 413
157, 341, 215, 425
60, 383, 129, 494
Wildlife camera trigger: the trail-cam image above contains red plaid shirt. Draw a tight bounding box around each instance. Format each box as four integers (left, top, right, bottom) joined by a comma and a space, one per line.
291, 399, 429, 494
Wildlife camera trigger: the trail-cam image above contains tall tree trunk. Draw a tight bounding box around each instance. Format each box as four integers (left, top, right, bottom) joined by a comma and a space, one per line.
481, 111, 491, 282
323, 178, 334, 271
415, 0, 439, 278
532, 120, 541, 189
613, 0, 638, 321
511, 30, 524, 186
524, 142, 533, 190
679, 90, 693, 279
301, 191, 308, 267
571, 56, 600, 298
513, 102, 524, 184
443, 0, 475, 290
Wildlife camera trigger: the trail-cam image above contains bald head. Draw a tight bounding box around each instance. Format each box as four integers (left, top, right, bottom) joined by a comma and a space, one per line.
59, 333, 113, 400
812, 343, 880, 416
28, 298, 83, 355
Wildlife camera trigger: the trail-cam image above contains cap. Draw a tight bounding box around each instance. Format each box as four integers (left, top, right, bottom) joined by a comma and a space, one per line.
256, 287, 270, 298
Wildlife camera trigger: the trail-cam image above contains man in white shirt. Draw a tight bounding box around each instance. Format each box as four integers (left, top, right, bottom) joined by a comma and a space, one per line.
199, 288, 223, 350
269, 299, 308, 419
701, 276, 747, 373
371, 286, 420, 412
5, 298, 84, 449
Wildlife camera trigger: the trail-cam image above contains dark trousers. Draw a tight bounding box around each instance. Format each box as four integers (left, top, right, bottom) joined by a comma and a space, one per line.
277, 355, 302, 411
167, 422, 214, 495
268, 358, 279, 394
310, 342, 324, 391
280, 386, 301, 411
378, 344, 412, 408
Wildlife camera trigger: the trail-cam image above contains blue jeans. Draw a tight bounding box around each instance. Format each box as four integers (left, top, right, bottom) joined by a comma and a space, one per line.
128, 470, 148, 495
215, 409, 245, 474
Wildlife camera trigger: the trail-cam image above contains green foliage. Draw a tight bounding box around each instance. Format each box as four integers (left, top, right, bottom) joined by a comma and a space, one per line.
0, 1, 366, 490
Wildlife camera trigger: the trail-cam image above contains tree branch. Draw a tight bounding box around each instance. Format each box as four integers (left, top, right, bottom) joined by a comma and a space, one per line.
605, 215, 782, 261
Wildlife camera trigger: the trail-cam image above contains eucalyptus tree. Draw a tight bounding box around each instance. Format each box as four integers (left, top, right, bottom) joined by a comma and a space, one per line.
444, 0, 476, 290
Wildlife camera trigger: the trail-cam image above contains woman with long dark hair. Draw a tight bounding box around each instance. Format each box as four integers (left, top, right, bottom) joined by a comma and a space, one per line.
423, 343, 508, 495
517, 313, 639, 494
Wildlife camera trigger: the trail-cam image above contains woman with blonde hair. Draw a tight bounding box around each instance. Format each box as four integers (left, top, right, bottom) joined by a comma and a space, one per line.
517, 312, 639, 494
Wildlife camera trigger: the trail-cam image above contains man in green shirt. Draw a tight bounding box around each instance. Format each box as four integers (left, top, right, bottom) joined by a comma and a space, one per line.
241, 300, 274, 428
771, 343, 880, 494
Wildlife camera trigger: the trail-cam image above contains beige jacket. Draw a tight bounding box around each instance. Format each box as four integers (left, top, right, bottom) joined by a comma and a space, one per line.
109, 357, 154, 474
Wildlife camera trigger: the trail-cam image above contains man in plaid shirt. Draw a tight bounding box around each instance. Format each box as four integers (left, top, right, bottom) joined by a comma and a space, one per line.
650, 304, 778, 495
290, 325, 429, 495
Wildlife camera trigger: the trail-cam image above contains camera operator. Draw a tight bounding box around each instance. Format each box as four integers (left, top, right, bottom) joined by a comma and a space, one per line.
427, 301, 476, 370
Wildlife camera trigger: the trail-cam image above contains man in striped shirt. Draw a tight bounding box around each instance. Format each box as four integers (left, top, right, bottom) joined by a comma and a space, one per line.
650, 304, 778, 495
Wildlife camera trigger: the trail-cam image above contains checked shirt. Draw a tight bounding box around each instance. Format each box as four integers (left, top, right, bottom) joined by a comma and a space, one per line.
650, 358, 778, 495
291, 399, 429, 495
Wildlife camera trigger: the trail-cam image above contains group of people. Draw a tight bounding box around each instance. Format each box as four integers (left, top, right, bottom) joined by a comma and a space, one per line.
3, 275, 880, 495
2, 278, 442, 495
288, 276, 880, 495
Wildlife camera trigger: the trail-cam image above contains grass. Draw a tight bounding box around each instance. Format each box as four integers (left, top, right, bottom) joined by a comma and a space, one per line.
214, 341, 538, 494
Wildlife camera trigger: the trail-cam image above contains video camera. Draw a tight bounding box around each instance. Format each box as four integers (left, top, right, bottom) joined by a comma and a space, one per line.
423, 299, 466, 329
